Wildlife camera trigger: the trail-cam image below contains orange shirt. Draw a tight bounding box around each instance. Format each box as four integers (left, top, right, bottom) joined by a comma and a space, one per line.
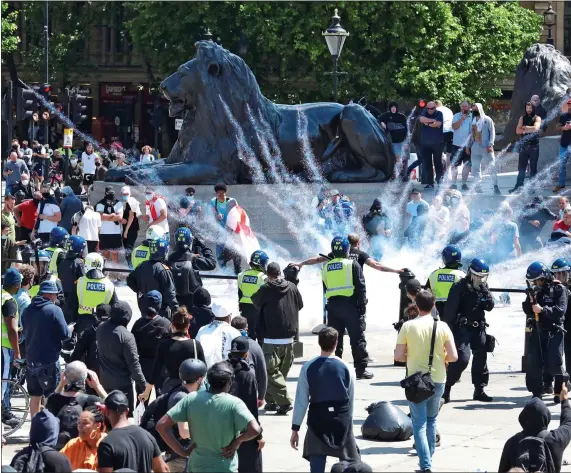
60, 433, 107, 471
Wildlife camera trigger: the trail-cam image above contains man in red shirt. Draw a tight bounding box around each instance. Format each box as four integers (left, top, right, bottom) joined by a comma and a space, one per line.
14, 191, 41, 243
553, 207, 571, 238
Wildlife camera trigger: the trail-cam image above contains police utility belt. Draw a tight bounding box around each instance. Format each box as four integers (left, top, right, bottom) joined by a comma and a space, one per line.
458, 317, 488, 329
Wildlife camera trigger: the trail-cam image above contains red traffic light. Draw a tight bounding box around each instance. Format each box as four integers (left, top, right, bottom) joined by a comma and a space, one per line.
418, 100, 426, 108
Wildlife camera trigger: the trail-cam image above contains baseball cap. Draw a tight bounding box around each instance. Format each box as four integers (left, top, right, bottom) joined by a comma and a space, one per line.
145, 290, 162, 310
230, 336, 249, 354
405, 279, 422, 295
39, 280, 59, 294
212, 303, 230, 319
330, 189, 340, 196
121, 185, 131, 195
104, 390, 129, 412
3, 268, 22, 287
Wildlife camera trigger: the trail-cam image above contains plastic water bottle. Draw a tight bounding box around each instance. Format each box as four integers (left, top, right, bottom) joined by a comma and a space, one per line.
508, 365, 513, 372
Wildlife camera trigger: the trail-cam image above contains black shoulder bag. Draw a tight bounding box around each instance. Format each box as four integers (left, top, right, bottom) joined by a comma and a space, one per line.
400, 317, 438, 404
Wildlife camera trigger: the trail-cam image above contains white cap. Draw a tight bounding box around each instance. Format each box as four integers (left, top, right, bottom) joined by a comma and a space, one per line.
121, 185, 131, 195
212, 303, 230, 319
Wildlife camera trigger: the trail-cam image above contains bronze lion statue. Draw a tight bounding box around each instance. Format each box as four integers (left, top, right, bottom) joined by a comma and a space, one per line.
106, 41, 395, 185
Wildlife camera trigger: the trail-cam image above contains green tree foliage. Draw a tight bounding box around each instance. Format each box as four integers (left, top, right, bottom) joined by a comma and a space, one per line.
126, 1, 541, 105
1, 2, 19, 54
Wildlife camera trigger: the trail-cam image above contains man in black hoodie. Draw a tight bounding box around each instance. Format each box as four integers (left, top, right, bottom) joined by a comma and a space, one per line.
189, 287, 215, 338
380, 101, 409, 179
96, 301, 146, 415
252, 262, 303, 415
498, 383, 571, 473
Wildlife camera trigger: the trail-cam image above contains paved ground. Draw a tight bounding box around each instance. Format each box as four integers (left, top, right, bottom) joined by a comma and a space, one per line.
3, 282, 571, 473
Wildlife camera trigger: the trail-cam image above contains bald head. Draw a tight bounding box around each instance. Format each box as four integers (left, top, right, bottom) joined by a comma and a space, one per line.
426, 101, 437, 114
530, 95, 541, 107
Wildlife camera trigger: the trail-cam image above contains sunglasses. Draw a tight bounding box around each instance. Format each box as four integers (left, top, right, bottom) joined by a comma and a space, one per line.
426, 107, 435, 110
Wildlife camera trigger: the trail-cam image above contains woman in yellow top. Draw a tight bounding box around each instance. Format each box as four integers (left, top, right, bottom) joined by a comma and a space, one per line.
60, 406, 107, 471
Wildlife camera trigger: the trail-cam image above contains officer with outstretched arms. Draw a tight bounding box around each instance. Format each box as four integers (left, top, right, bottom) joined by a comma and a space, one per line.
322, 236, 372, 380
68, 253, 117, 335
131, 225, 166, 270
29, 249, 64, 306
523, 261, 568, 401
127, 236, 179, 319
551, 258, 571, 374
237, 250, 269, 341
44, 226, 69, 277
166, 227, 216, 309
426, 245, 465, 316
443, 258, 495, 403
58, 235, 86, 322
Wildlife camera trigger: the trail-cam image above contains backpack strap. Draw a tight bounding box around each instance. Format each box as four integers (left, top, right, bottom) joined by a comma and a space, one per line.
193, 339, 197, 360
428, 318, 438, 374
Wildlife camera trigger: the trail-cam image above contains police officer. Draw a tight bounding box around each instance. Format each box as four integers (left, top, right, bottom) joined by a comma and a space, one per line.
70, 253, 117, 335
322, 236, 371, 379
443, 258, 494, 403
44, 226, 69, 277
131, 225, 166, 270
127, 236, 179, 319
29, 250, 64, 299
426, 245, 465, 316
524, 261, 568, 400
551, 258, 571, 374
167, 227, 216, 309
58, 235, 86, 318
237, 250, 269, 341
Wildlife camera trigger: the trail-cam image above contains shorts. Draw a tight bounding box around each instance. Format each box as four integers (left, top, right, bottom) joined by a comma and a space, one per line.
25, 361, 61, 397
444, 132, 454, 154
37, 232, 51, 245
33, 160, 49, 179
83, 174, 94, 185
86, 240, 99, 253
450, 145, 471, 166
99, 233, 122, 251
17, 227, 32, 243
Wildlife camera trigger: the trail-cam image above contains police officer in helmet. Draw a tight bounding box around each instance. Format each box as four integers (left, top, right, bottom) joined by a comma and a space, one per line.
70, 253, 117, 335
551, 258, 571, 373
524, 261, 568, 400
443, 258, 494, 403
322, 236, 371, 379
426, 245, 466, 316
44, 226, 69, 277
58, 235, 86, 322
127, 236, 179, 319
167, 226, 216, 310
29, 249, 63, 298
131, 225, 166, 270
238, 250, 269, 341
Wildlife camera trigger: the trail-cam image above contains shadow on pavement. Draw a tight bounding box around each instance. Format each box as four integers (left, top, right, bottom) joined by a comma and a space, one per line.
359, 445, 413, 455
371, 381, 402, 387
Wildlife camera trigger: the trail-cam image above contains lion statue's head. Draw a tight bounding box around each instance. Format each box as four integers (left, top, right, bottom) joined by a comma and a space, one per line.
160, 41, 279, 166
502, 43, 571, 145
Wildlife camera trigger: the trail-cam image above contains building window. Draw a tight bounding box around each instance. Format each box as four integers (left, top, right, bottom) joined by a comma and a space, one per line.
565, 2, 571, 57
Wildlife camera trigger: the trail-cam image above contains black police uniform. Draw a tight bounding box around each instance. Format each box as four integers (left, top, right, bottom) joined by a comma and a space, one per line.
563, 282, 571, 373
443, 277, 494, 395
523, 281, 568, 397
58, 254, 86, 324
127, 259, 179, 319
166, 239, 216, 309
325, 260, 369, 375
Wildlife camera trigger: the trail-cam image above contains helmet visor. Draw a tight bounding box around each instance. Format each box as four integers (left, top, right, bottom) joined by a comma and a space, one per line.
470, 272, 488, 288
554, 271, 569, 284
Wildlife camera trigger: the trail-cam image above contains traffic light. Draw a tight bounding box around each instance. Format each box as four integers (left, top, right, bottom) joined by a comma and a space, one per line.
16, 87, 38, 121
70, 94, 87, 125
40, 83, 51, 102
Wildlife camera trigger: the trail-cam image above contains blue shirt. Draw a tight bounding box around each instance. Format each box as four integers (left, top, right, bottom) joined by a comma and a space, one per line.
60, 194, 83, 232
420, 110, 444, 145
492, 221, 519, 262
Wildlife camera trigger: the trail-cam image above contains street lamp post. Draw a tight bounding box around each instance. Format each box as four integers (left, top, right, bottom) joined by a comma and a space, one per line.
543, 3, 556, 46
322, 9, 349, 102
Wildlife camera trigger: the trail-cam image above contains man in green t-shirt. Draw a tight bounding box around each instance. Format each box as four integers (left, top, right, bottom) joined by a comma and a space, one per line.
157, 361, 262, 473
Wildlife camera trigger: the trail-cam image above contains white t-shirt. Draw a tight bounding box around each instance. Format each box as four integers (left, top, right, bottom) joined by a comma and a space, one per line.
406, 199, 428, 218
81, 151, 97, 175
96, 201, 124, 235
146, 198, 169, 233
37, 203, 61, 234
195, 320, 241, 368
452, 112, 472, 147
73, 208, 101, 241
449, 204, 470, 233
429, 205, 450, 224
140, 154, 154, 163
437, 106, 454, 133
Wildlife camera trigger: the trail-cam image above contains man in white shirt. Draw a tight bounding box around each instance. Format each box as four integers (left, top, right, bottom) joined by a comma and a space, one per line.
427, 195, 450, 241
95, 187, 123, 264
81, 142, 98, 194
72, 204, 101, 253
143, 187, 169, 235
435, 100, 454, 178
450, 101, 473, 190
196, 303, 241, 368
31, 184, 61, 244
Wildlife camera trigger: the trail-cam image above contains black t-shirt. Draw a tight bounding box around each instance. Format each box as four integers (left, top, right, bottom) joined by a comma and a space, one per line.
123, 200, 140, 235
150, 337, 206, 385
44, 392, 101, 417
560, 113, 571, 148
521, 114, 540, 146
379, 112, 408, 143
536, 104, 547, 120
328, 248, 370, 269
97, 424, 161, 472
2, 298, 18, 318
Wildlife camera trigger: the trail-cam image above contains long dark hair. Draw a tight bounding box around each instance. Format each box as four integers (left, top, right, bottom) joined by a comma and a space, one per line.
524, 101, 536, 117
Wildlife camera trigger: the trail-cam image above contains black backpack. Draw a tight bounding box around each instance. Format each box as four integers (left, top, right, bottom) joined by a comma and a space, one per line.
56, 394, 87, 449
140, 385, 186, 452
515, 430, 556, 473
11, 445, 55, 473
171, 261, 194, 297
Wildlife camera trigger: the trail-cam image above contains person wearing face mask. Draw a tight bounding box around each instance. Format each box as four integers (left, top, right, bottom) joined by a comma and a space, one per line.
65, 155, 84, 195
510, 101, 542, 194
119, 186, 141, 268
143, 187, 169, 236
95, 187, 123, 265
11, 172, 34, 201
94, 157, 108, 182
14, 191, 41, 243
59, 186, 83, 234
443, 258, 495, 403
31, 184, 61, 245
81, 143, 98, 194
379, 101, 409, 178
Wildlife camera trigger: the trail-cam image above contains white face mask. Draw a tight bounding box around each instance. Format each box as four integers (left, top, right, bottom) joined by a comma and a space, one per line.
70, 160, 78, 166
145, 193, 154, 201
21, 180, 29, 186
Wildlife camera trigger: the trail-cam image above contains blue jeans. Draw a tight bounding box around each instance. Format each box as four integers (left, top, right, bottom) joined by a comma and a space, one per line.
309, 454, 327, 473
559, 145, 571, 187
2, 347, 14, 410
409, 382, 445, 471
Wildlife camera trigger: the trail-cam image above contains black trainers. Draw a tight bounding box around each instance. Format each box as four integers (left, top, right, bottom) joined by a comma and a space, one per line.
473, 390, 493, 402
2, 415, 20, 428
542, 385, 554, 395
442, 387, 451, 404
356, 370, 374, 380
494, 185, 501, 195
264, 403, 278, 412
276, 404, 293, 415
554, 395, 561, 405
424, 184, 434, 189
461, 183, 469, 191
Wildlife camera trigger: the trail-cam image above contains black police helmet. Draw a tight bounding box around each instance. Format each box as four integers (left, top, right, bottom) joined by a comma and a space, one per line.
179, 358, 207, 383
